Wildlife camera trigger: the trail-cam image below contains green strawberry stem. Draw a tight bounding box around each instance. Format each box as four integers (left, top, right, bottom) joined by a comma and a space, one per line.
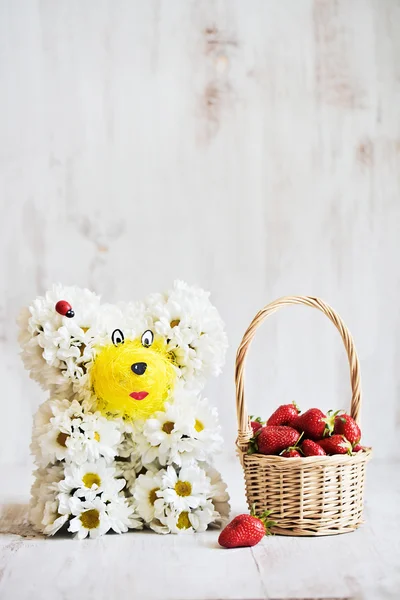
250, 415, 265, 424
250, 504, 277, 535
292, 400, 301, 414
279, 431, 304, 456
323, 409, 341, 436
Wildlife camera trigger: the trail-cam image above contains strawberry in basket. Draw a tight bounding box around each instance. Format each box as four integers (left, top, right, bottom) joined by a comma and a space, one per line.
250, 416, 265, 434
249, 425, 300, 455
353, 443, 369, 452
301, 439, 326, 456
266, 402, 300, 427
291, 408, 335, 441
332, 412, 361, 446
318, 435, 353, 455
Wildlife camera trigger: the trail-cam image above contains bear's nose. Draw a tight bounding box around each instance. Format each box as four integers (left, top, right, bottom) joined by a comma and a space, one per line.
131, 362, 147, 376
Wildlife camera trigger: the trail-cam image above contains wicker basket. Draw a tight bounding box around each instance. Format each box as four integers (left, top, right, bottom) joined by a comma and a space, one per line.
235, 296, 372, 536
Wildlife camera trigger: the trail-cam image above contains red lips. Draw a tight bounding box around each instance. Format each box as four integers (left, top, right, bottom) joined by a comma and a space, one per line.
129, 391, 149, 401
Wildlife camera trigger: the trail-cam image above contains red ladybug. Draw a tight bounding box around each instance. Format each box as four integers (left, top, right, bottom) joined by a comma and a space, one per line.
55, 300, 75, 318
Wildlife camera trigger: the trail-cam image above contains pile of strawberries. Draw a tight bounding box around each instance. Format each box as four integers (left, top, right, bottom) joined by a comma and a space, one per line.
249, 402, 368, 457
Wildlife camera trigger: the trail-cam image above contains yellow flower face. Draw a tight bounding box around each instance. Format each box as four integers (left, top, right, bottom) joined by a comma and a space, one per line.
90, 330, 176, 421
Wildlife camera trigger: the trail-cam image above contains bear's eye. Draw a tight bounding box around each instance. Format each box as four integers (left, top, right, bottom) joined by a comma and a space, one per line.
141, 330, 154, 348
111, 329, 125, 346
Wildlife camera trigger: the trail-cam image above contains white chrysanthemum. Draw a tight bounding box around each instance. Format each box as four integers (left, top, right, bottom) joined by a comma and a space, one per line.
31, 397, 76, 458
18, 285, 103, 392
59, 459, 124, 501
202, 464, 230, 526
106, 495, 143, 533
32, 397, 122, 466
77, 413, 122, 463
137, 401, 196, 467
132, 469, 166, 522
158, 464, 211, 511
133, 387, 223, 467
30, 465, 70, 535
144, 281, 228, 390
67, 494, 141, 539
174, 389, 224, 461
68, 496, 111, 539
32, 398, 84, 465
153, 501, 218, 534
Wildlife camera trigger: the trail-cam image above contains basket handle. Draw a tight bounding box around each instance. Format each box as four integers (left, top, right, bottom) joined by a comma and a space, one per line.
235, 296, 361, 447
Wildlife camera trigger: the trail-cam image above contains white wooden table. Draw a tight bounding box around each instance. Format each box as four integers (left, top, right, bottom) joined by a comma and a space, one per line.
0, 457, 398, 600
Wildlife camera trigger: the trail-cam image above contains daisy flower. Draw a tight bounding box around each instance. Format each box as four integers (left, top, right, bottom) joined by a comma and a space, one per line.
134, 387, 223, 467
132, 469, 166, 522
144, 281, 228, 390
77, 413, 122, 463
30, 465, 69, 535
174, 389, 224, 462
59, 459, 124, 501
202, 463, 231, 526
157, 501, 218, 534
68, 496, 111, 539
32, 398, 122, 466
18, 284, 102, 392
137, 397, 197, 467
32, 398, 84, 465
106, 495, 143, 533
158, 464, 211, 511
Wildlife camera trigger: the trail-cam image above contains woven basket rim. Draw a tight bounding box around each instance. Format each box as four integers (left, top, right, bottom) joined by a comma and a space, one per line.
241, 447, 372, 466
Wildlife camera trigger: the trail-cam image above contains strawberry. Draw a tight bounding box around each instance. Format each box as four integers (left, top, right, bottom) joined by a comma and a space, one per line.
318, 435, 352, 455
353, 443, 369, 453
249, 426, 300, 455
291, 408, 334, 440
250, 416, 265, 434
333, 413, 361, 445
301, 439, 326, 457
281, 448, 302, 457
218, 508, 275, 548
267, 402, 300, 427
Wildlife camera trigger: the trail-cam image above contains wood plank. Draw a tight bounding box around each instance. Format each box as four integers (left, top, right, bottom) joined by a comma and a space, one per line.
0, 460, 399, 599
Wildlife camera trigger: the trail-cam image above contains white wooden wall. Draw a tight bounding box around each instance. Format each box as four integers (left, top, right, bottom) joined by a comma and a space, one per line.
0, 0, 399, 465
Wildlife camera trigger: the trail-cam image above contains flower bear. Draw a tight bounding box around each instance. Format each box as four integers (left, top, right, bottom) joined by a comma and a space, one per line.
18, 281, 229, 538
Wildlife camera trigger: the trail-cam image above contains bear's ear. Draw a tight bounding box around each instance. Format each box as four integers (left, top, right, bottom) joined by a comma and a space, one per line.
18, 284, 103, 393
144, 281, 228, 390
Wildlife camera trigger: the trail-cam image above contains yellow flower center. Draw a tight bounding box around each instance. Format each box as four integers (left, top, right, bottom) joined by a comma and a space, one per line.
56, 432, 69, 447
149, 488, 160, 506
80, 509, 100, 530
81, 327, 89, 333
82, 473, 101, 489
194, 419, 204, 432
162, 421, 175, 434
175, 481, 192, 497
94, 431, 100, 442
170, 319, 180, 328
177, 511, 191, 529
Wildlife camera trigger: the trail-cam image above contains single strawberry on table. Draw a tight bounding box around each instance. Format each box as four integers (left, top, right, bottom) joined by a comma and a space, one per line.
291, 408, 335, 440
318, 434, 352, 455
218, 508, 276, 548
333, 412, 361, 446
249, 425, 300, 455
267, 401, 300, 427
301, 439, 326, 456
